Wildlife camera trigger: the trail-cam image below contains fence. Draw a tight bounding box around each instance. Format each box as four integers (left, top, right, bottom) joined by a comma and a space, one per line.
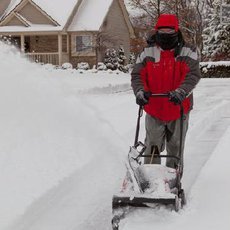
26, 53, 59, 65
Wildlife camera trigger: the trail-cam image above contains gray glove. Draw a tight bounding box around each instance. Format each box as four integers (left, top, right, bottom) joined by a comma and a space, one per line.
136, 90, 151, 106
169, 88, 187, 105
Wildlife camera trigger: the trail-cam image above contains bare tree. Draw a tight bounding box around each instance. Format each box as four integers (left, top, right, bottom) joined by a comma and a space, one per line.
128, 0, 205, 53
129, 0, 161, 19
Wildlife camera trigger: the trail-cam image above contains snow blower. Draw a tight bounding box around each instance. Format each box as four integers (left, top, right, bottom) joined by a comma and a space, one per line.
112, 93, 186, 230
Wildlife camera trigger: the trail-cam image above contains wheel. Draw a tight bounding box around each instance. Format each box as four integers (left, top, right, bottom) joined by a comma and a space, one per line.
179, 189, 186, 206
112, 215, 120, 230
174, 195, 181, 212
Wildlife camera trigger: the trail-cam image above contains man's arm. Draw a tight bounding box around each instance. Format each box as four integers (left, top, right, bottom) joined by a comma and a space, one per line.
177, 45, 202, 95
131, 51, 147, 95
131, 46, 157, 96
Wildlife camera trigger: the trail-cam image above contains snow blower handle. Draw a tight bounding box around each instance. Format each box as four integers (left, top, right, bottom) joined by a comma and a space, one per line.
134, 93, 184, 153
150, 93, 169, 97
134, 93, 168, 146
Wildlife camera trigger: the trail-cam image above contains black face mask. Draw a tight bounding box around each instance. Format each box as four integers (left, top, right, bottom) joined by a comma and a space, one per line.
156, 32, 179, 50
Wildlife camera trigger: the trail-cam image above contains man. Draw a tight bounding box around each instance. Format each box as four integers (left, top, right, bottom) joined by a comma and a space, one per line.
131, 14, 201, 170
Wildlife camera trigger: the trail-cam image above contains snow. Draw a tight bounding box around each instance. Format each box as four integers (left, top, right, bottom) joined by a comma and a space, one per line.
0, 25, 63, 32
0, 41, 128, 229
200, 61, 230, 68
68, 0, 114, 31
34, 0, 79, 26
138, 165, 177, 196
1, 40, 230, 230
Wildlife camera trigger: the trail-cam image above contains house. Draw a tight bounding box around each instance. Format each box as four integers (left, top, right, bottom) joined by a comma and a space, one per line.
0, 0, 135, 67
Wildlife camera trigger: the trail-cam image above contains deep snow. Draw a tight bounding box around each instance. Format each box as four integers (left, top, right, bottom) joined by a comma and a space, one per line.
0, 41, 230, 230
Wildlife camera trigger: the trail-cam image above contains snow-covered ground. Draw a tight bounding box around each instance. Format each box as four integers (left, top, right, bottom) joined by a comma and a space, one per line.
0, 41, 230, 230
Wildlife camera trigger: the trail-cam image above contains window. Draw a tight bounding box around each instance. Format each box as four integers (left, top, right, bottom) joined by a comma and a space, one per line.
76, 35, 92, 52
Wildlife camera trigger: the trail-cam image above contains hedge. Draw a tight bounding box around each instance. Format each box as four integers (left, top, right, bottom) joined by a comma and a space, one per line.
200, 61, 230, 78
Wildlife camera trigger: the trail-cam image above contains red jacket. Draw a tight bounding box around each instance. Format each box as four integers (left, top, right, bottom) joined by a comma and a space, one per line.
131, 45, 201, 122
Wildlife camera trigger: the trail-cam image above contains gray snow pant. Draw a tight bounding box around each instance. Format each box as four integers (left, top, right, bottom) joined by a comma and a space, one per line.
144, 113, 189, 170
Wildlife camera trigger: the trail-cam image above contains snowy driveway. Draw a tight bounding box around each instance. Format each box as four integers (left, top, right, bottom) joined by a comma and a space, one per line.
4, 78, 230, 230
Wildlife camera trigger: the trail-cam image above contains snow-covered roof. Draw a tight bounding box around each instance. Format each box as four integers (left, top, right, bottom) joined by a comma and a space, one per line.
0, 0, 121, 33
68, 0, 113, 31
34, 0, 79, 27
1, 0, 79, 28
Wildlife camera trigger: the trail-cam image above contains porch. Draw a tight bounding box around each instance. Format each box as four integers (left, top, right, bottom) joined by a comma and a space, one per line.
9, 34, 69, 66
26, 52, 59, 65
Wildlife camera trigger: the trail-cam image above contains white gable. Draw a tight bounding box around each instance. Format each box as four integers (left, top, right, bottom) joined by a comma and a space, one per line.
68, 0, 113, 31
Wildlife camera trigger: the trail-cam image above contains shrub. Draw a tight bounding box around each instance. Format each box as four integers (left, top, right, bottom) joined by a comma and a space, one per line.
77, 62, 90, 70
200, 62, 230, 78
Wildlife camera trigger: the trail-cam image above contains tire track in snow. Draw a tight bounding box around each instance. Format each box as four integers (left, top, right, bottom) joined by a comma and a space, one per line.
7, 153, 121, 230
184, 98, 230, 193
7, 131, 126, 230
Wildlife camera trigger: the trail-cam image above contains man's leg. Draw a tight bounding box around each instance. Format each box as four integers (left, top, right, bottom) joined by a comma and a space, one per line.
144, 114, 166, 164
166, 113, 189, 170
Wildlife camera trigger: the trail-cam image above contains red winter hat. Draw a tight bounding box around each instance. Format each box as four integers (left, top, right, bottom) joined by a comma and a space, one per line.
155, 14, 179, 31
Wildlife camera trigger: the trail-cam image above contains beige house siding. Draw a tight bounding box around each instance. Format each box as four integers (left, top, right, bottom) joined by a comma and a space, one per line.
7, 16, 25, 26
19, 2, 55, 25
62, 35, 67, 53
0, 0, 11, 17
100, 0, 131, 62
27, 35, 67, 53
30, 35, 58, 52
62, 53, 69, 63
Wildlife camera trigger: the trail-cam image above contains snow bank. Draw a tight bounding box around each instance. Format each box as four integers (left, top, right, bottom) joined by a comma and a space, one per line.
0, 41, 130, 229
200, 61, 230, 68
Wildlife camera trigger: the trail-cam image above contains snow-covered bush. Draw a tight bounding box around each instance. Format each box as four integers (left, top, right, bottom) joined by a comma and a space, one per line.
42, 63, 56, 70
129, 52, 136, 65
97, 62, 107, 71
126, 52, 136, 72
62, 62, 73, 69
104, 48, 119, 71
202, 2, 230, 61
104, 47, 129, 72
200, 61, 230, 78
77, 62, 90, 70
117, 46, 128, 72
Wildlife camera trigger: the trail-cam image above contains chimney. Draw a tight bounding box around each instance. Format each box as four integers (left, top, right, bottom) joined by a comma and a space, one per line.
0, 0, 12, 18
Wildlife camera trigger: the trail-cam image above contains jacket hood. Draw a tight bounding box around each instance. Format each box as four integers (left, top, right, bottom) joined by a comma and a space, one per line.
155, 14, 179, 32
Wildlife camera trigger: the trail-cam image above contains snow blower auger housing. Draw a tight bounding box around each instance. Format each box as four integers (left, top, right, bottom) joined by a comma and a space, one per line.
112, 94, 186, 230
